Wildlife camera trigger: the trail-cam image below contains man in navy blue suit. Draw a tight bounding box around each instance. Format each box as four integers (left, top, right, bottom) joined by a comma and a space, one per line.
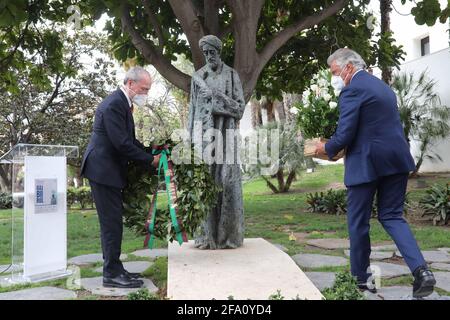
315, 48, 436, 298
81, 67, 160, 288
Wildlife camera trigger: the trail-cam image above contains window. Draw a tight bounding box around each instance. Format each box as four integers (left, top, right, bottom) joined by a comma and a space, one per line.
421, 36, 430, 56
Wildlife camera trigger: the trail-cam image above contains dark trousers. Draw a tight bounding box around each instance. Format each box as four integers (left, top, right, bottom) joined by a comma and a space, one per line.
346, 173, 426, 282
89, 180, 125, 278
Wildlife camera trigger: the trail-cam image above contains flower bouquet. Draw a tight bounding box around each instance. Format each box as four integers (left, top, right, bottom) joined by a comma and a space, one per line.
292, 70, 344, 161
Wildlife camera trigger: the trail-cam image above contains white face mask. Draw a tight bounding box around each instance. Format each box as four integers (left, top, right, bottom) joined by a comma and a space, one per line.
331, 75, 345, 93
331, 66, 349, 94
132, 94, 147, 107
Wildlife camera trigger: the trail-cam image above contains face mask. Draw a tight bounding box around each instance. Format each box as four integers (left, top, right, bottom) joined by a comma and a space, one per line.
331, 66, 348, 93
128, 86, 148, 107
331, 75, 345, 92
132, 94, 147, 107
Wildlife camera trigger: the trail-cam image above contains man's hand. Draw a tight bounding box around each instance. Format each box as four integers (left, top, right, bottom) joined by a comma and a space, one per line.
151, 154, 161, 168
315, 142, 327, 156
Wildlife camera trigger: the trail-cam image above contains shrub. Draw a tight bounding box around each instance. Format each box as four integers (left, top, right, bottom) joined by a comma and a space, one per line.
306, 189, 346, 215
67, 186, 94, 209
0, 192, 12, 209
419, 183, 450, 225
307, 189, 409, 217
322, 271, 365, 300
127, 289, 158, 300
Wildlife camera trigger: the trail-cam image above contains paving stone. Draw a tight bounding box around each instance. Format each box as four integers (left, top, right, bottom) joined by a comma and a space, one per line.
395, 250, 450, 263
68, 253, 128, 266
131, 248, 168, 259
80, 277, 158, 297
434, 272, 450, 292
371, 244, 397, 252
431, 263, 450, 271
305, 272, 336, 291
94, 261, 153, 274
273, 244, 288, 253
364, 286, 442, 300
291, 253, 348, 268
369, 262, 410, 278
306, 238, 350, 250
344, 250, 393, 261
0, 286, 76, 300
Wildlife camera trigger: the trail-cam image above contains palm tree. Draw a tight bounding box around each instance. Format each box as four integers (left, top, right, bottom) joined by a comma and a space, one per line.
392, 71, 450, 175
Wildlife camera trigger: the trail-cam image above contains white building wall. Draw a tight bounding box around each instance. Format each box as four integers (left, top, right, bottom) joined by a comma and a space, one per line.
390, 0, 450, 172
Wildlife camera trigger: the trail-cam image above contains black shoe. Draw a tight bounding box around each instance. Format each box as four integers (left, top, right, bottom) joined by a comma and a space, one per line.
357, 282, 377, 294
123, 270, 142, 279
413, 267, 436, 298
103, 273, 144, 288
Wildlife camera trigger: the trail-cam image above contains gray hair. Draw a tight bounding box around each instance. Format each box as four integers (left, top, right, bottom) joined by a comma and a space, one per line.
123, 66, 150, 84
327, 48, 367, 70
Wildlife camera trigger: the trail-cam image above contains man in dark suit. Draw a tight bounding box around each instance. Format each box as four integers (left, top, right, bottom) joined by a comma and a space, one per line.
81, 66, 160, 288
315, 48, 436, 298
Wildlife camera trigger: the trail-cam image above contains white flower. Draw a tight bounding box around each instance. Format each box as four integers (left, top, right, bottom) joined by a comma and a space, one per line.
318, 78, 328, 88
323, 93, 332, 102
313, 74, 319, 80
290, 107, 299, 114
329, 101, 338, 109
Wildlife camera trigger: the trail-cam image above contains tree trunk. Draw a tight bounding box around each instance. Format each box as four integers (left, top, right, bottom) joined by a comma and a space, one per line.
261, 175, 279, 193
261, 97, 276, 123
283, 170, 297, 192
0, 165, 11, 192
380, 0, 393, 84
250, 98, 263, 129
274, 99, 286, 123
276, 168, 285, 192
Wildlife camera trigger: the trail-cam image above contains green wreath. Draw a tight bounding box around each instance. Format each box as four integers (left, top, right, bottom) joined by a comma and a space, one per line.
123, 145, 220, 244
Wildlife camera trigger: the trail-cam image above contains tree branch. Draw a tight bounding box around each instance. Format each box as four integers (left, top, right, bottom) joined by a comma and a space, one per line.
259, 0, 347, 71
142, 0, 165, 52
121, 3, 191, 93
167, 0, 205, 69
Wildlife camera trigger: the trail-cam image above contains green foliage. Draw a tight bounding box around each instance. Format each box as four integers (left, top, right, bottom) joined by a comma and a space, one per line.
392, 71, 450, 174
123, 145, 220, 242
127, 289, 159, 300
243, 121, 305, 193
268, 290, 285, 300
322, 270, 365, 300
307, 189, 410, 217
306, 189, 347, 216
0, 192, 12, 209
67, 187, 94, 210
294, 70, 339, 139
420, 183, 450, 226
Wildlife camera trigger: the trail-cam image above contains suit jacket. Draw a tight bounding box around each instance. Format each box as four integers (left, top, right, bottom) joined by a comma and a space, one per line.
81, 89, 153, 189
325, 70, 415, 187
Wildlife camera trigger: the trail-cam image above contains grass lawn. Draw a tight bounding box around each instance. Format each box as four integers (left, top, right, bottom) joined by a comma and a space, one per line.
0, 164, 449, 298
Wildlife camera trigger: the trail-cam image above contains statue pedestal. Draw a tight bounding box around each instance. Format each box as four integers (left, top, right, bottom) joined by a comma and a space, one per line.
167, 238, 323, 300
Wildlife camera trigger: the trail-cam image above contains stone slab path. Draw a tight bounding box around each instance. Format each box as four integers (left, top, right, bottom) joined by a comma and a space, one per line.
80, 277, 158, 297
292, 253, 348, 268
0, 287, 76, 300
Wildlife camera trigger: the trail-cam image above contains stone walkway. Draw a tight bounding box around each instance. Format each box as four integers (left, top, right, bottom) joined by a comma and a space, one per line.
0, 248, 167, 300
289, 238, 450, 300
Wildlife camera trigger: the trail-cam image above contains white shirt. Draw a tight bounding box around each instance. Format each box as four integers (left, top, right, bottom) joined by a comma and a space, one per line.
120, 86, 133, 108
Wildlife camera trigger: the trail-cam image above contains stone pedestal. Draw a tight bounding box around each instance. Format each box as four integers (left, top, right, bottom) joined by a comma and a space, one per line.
168, 238, 323, 300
